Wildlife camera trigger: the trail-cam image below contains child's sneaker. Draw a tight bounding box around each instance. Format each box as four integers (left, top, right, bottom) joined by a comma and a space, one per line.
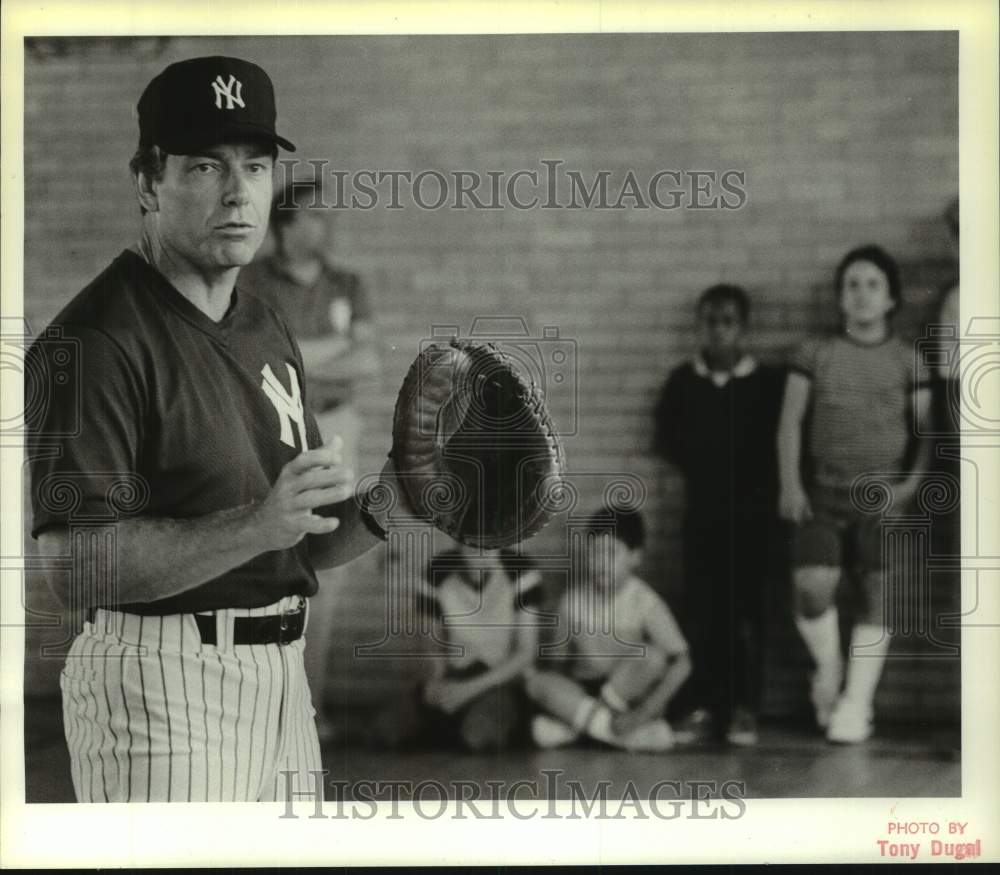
531, 715, 578, 749
623, 719, 674, 752
673, 707, 714, 745
825, 697, 873, 743
725, 708, 759, 746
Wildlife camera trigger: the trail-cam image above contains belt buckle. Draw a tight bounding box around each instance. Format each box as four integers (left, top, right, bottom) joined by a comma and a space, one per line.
277, 596, 305, 646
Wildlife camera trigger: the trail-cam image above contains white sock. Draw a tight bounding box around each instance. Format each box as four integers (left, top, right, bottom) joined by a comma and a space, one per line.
571, 696, 600, 733
533, 715, 579, 746
571, 697, 618, 745
842, 623, 890, 709
599, 683, 628, 713
795, 608, 842, 681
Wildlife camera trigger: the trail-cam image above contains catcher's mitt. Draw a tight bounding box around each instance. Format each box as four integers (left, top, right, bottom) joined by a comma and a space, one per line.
391, 338, 565, 548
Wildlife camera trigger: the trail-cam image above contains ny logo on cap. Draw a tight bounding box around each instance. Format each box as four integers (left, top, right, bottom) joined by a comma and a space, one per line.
211, 74, 245, 110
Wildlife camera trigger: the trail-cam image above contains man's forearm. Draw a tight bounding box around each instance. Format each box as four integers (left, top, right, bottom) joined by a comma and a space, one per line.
40, 504, 269, 607
307, 493, 385, 570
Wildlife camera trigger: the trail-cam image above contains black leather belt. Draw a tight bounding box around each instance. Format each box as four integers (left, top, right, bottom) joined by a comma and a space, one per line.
194, 605, 306, 646
84, 601, 307, 646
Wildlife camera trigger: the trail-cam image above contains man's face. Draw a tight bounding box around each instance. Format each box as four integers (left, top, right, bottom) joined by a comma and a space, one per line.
839, 259, 895, 326
151, 142, 273, 272
699, 300, 745, 359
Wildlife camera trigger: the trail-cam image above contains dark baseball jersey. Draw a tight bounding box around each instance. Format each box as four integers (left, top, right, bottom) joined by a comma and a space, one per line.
27, 249, 323, 615
237, 257, 371, 413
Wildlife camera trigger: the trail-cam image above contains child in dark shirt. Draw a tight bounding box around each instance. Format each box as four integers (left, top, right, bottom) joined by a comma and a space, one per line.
653, 284, 784, 745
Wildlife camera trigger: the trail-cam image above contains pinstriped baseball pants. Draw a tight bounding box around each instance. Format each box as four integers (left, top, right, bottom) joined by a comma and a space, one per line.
59, 596, 323, 803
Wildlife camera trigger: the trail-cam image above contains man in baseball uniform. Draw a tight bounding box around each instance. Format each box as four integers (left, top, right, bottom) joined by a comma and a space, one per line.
26, 56, 391, 803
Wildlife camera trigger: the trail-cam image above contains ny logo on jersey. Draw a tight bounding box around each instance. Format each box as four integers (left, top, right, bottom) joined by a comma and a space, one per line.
211, 74, 245, 110
261, 363, 307, 450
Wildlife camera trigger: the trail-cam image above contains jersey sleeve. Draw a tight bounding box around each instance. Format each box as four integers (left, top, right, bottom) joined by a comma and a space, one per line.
27, 324, 145, 538
787, 336, 821, 380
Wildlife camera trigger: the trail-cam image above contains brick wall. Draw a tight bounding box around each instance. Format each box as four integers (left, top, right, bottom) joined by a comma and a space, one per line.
22, 33, 959, 727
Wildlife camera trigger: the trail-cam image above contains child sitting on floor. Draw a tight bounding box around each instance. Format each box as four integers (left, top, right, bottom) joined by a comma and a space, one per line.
416, 544, 542, 751
526, 506, 691, 752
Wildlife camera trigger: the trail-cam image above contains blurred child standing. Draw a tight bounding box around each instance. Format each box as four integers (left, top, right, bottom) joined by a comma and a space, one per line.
653, 285, 783, 745
778, 245, 932, 743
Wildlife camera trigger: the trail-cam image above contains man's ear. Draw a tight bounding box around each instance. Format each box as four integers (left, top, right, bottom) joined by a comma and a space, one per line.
135, 171, 160, 214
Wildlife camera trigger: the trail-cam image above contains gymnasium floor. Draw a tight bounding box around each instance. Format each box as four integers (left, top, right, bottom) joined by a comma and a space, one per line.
24, 697, 960, 803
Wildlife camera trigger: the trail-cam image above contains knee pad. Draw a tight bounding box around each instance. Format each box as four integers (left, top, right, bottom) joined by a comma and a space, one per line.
794, 566, 840, 618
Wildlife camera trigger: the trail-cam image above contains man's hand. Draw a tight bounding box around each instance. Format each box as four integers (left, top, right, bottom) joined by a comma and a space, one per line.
779, 483, 813, 524
254, 441, 354, 551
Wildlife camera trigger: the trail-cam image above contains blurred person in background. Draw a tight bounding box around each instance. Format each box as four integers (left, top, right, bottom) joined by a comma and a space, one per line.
240, 178, 380, 744
935, 196, 960, 439
653, 284, 783, 746
526, 507, 690, 752
409, 545, 542, 752
931, 198, 960, 558
778, 245, 932, 743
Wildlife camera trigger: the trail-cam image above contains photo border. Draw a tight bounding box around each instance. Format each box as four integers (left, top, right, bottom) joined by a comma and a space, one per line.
2, 0, 997, 866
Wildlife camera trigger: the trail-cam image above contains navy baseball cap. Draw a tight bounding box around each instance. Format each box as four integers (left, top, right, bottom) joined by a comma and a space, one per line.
138, 56, 296, 154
